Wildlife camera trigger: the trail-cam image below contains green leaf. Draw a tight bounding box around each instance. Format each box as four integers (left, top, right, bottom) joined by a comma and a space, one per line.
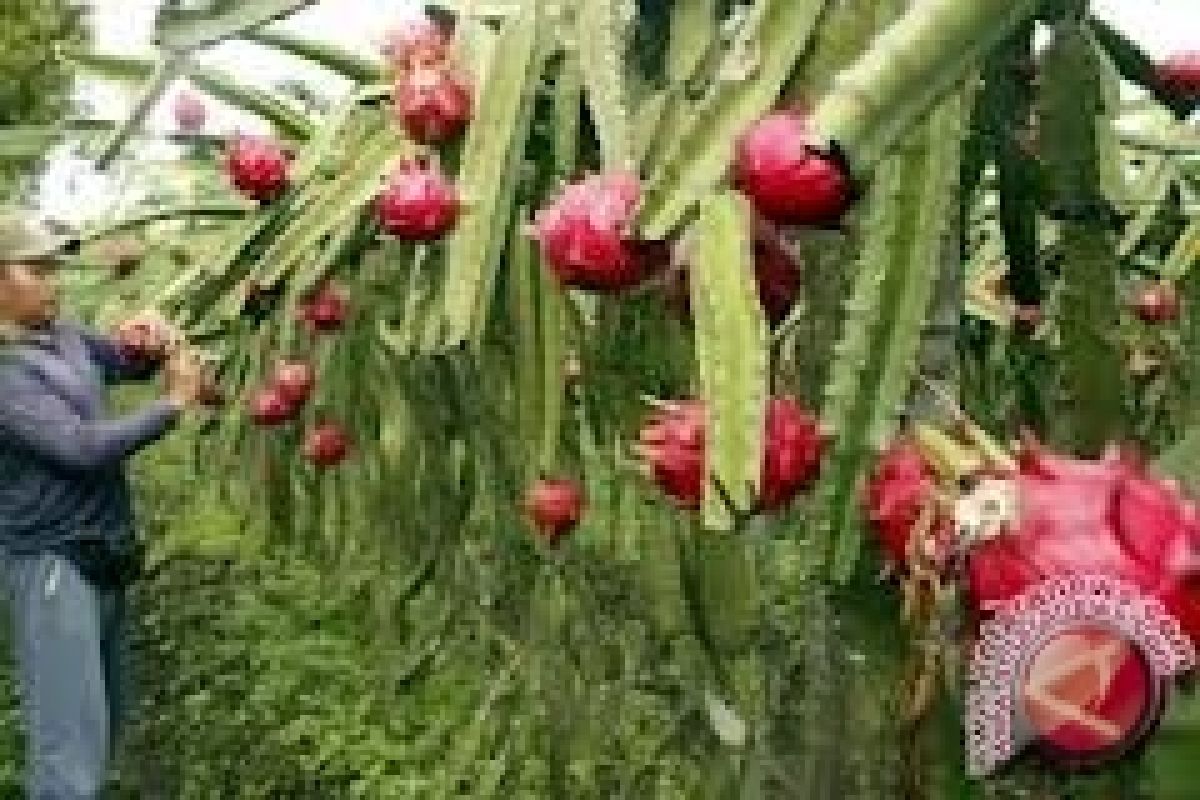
155, 0, 318, 53
242, 28, 383, 84
688, 191, 767, 530
576, 0, 634, 171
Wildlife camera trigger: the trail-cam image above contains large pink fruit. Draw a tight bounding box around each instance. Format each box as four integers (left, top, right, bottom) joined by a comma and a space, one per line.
303, 422, 350, 467
173, 90, 206, 132
637, 397, 825, 512
733, 111, 852, 227
522, 478, 586, 544
966, 437, 1200, 643
393, 66, 472, 145
376, 160, 460, 241
1157, 52, 1200, 99
531, 172, 649, 291
865, 439, 952, 566
381, 14, 451, 69
225, 135, 290, 203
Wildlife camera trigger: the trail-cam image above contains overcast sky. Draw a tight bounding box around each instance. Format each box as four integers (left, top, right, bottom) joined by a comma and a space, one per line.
36, 0, 1199, 221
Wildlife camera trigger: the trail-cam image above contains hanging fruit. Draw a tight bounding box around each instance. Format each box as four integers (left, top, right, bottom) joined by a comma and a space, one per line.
298, 283, 349, 333
248, 387, 296, 426
392, 66, 473, 145
375, 159, 461, 241
303, 422, 351, 467
172, 89, 207, 132
1157, 51, 1200, 100
270, 361, 316, 407
224, 134, 291, 204
865, 438, 954, 567
522, 478, 586, 544
1131, 281, 1180, 324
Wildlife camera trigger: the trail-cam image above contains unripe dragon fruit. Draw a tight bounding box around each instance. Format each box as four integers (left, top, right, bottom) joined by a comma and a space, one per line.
522, 478, 586, 544
637, 397, 825, 511
965, 437, 1200, 643
381, 14, 451, 70
172, 90, 206, 132
865, 438, 954, 566
1131, 281, 1180, 324
225, 135, 290, 204
393, 66, 472, 145
375, 159, 460, 241
733, 111, 852, 227
530, 172, 651, 292
1157, 52, 1200, 100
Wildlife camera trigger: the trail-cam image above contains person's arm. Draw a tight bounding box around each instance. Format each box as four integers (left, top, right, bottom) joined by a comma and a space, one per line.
72, 324, 161, 384
0, 366, 181, 473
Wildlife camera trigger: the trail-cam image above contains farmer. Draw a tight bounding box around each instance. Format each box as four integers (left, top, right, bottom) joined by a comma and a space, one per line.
0, 213, 208, 798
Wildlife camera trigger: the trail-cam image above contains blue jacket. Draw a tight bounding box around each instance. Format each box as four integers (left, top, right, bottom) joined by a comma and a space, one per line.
0, 320, 179, 555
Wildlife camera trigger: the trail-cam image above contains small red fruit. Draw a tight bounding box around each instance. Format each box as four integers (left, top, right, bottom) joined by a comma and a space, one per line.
271, 361, 315, 406
636, 396, 825, 512
393, 67, 472, 145
733, 111, 852, 227
1157, 52, 1200, 100
1131, 281, 1180, 324
865, 438, 949, 566
522, 478, 586, 543
530, 172, 648, 291
173, 90, 207, 132
376, 159, 461, 241
303, 422, 350, 467
249, 387, 296, 426
299, 283, 348, 333
381, 14, 451, 70
225, 135, 290, 204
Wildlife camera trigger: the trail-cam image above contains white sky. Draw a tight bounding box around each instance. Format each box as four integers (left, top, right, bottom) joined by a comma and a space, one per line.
35, 0, 1199, 223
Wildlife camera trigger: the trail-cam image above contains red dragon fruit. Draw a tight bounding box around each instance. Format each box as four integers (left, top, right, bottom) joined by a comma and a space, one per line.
1157, 52, 1200, 100
636, 396, 825, 511
530, 172, 652, 292
271, 361, 315, 406
172, 90, 206, 132
1131, 281, 1180, 324
249, 387, 296, 426
733, 111, 852, 227
865, 439, 954, 567
376, 159, 461, 241
299, 283, 348, 333
965, 437, 1200, 643
303, 422, 350, 467
381, 14, 451, 70
393, 66, 472, 145
522, 478, 586, 544
225, 135, 290, 204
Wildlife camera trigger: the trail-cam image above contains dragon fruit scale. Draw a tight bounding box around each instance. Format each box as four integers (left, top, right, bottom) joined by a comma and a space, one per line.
964, 437, 1200, 643
636, 397, 825, 512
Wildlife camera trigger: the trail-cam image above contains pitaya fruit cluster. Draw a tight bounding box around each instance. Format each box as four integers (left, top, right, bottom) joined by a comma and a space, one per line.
522, 478, 586, 544
530, 172, 655, 292
1131, 281, 1180, 325
666, 215, 802, 327
298, 282, 349, 333
865, 438, 955, 567
375, 159, 460, 241
734, 111, 852, 228
965, 438, 1200, 644
172, 89, 207, 133
636, 396, 825, 512
225, 135, 291, 204
1157, 52, 1200, 101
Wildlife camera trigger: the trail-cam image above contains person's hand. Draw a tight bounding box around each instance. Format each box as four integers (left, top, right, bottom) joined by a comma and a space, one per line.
114, 309, 182, 362
163, 347, 207, 410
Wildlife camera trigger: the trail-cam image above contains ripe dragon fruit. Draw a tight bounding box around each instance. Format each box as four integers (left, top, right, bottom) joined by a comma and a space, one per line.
1157, 52, 1200, 100
299, 283, 348, 333
636, 396, 825, 511
864, 438, 954, 567
393, 66, 472, 145
522, 478, 586, 544
381, 14, 451, 70
225, 135, 290, 204
172, 90, 206, 132
965, 437, 1200, 644
304, 422, 350, 467
1131, 281, 1180, 325
530, 172, 653, 292
376, 159, 460, 241
271, 361, 315, 406
733, 111, 852, 227
249, 387, 296, 426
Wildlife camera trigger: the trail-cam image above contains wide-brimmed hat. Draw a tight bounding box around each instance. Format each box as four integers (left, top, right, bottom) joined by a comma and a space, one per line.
0, 212, 78, 266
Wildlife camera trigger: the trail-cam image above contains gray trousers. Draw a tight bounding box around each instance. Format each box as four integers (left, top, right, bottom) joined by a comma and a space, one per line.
1, 551, 131, 799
